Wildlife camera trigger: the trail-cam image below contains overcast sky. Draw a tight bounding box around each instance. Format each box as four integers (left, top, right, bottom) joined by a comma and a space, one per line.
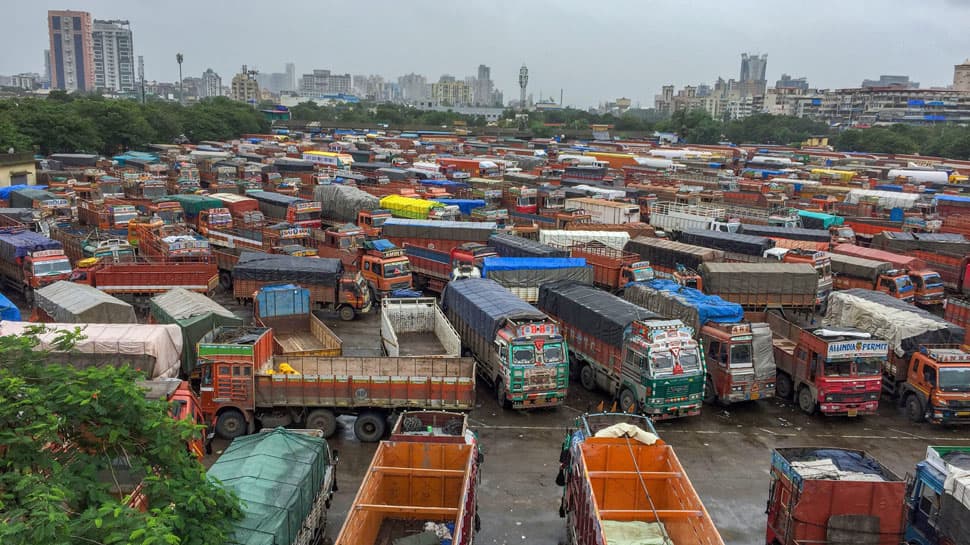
7, 0, 970, 107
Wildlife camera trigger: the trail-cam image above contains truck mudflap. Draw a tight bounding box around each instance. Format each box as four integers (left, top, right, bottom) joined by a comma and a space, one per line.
644, 402, 702, 421
820, 400, 879, 417
510, 388, 567, 409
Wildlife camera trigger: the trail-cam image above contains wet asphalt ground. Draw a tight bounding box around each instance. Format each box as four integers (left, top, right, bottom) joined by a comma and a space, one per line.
202, 302, 970, 545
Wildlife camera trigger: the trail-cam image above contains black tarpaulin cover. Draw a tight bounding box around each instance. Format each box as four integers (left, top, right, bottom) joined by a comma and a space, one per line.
232, 252, 343, 284
679, 229, 775, 256
488, 233, 569, 258
441, 278, 549, 339
738, 224, 832, 243
537, 280, 658, 348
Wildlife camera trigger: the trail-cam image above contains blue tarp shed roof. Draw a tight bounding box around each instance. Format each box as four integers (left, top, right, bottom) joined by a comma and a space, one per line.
642, 279, 744, 325
0, 292, 21, 321
482, 257, 587, 275
0, 185, 45, 199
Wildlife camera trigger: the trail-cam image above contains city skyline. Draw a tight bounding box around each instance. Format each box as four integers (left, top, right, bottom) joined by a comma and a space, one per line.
4, 0, 970, 107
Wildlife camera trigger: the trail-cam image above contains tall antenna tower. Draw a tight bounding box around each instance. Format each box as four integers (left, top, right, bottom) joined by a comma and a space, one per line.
518, 64, 529, 110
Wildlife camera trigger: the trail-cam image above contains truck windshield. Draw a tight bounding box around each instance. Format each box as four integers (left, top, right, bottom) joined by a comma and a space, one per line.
631, 268, 654, 282
730, 343, 753, 367
823, 361, 854, 377
384, 260, 410, 278
510, 344, 535, 365
650, 352, 675, 376
542, 343, 564, 363
895, 277, 913, 290
939, 368, 970, 392
679, 350, 702, 373
34, 259, 72, 276
115, 211, 138, 225
817, 263, 832, 280
922, 274, 943, 289
371, 216, 388, 227
855, 358, 882, 376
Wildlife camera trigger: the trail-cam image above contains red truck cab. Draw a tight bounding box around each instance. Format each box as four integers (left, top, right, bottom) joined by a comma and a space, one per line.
768, 312, 886, 416
506, 186, 538, 214
702, 322, 776, 404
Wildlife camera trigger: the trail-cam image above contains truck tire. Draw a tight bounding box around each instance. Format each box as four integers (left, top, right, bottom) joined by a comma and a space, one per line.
579, 364, 596, 391
495, 380, 511, 409
215, 409, 247, 439
354, 411, 387, 442
775, 373, 793, 400
219, 271, 232, 291
797, 387, 817, 415
619, 388, 638, 413
704, 375, 717, 405
339, 305, 356, 322
306, 409, 338, 438
905, 394, 926, 423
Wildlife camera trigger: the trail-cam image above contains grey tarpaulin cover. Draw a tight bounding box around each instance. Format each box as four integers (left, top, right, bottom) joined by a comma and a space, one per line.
871, 231, 970, 256
382, 218, 496, 242
537, 280, 658, 348
823, 289, 965, 358
750, 323, 777, 381
738, 224, 832, 243
314, 184, 379, 223
35, 280, 136, 324
150, 288, 243, 375
0, 321, 182, 379
488, 233, 569, 258
679, 229, 775, 257
441, 278, 549, 339
233, 252, 343, 284
624, 237, 723, 271
829, 254, 892, 282
698, 262, 817, 295
482, 257, 592, 288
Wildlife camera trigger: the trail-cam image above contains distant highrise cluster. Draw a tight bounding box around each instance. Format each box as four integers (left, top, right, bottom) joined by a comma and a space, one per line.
47, 10, 135, 93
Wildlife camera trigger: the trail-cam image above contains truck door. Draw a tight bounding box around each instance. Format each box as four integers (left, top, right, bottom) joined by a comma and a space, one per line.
766, 475, 794, 544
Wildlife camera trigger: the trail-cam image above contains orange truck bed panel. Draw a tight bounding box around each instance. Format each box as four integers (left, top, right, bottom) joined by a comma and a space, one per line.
565, 436, 724, 545
335, 438, 478, 545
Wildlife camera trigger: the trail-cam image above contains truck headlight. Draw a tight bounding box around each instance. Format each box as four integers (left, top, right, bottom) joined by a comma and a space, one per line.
937, 399, 948, 406
868, 393, 880, 401
825, 395, 834, 402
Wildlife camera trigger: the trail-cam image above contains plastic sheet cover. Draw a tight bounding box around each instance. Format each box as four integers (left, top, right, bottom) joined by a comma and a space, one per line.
699, 262, 817, 295
0, 230, 61, 261
482, 257, 592, 289
538, 230, 630, 251
823, 289, 965, 357
829, 254, 892, 282
0, 292, 20, 321
797, 210, 844, 229
624, 237, 723, 271
738, 224, 832, 243
382, 219, 496, 242
845, 189, 921, 210
151, 288, 242, 374
679, 229, 775, 257
0, 321, 182, 379
489, 233, 569, 258
750, 322, 777, 381
207, 428, 332, 545
623, 280, 742, 334
233, 252, 343, 284
441, 278, 549, 339
313, 184, 378, 223
871, 231, 970, 256
36, 280, 136, 324
537, 280, 658, 348
435, 199, 485, 216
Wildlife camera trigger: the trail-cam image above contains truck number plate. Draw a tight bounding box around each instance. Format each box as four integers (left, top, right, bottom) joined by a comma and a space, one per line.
847, 409, 858, 417
750, 392, 759, 400
957, 411, 970, 417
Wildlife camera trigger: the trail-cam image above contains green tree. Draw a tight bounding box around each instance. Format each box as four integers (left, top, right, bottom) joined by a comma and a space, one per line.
0, 117, 31, 152
0, 327, 241, 545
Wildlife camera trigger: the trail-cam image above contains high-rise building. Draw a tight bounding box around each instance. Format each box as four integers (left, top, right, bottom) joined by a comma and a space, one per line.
299, 69, 352, 97
398, 73, 428, 102
201, 68, 221, 98
285, 63, 296, 92
48, 10, 95, 91
519, 64, 529, 109
230, 65, 260, 103
954, 60, 970, 92
861, 75, 918, 89
92, 19, 135, 92
739, 53, 767, 97
776, 74, 809, 91
472, 64, 497, 106
431, 77, 472, 106
42, 50, 51, 84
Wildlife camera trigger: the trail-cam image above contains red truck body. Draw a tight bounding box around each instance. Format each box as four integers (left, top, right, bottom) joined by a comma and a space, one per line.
570, 242, 653, 292
71, 260, 219, 295
77, 199, 138, 230
766, 447, 906, 545
404, 243, 495, 293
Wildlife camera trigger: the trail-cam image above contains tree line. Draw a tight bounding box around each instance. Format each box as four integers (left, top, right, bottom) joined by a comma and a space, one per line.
0, 92, 269, 156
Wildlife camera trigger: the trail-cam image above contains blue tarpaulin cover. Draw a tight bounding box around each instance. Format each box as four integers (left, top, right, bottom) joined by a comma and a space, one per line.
0, 292, 21, 321
935, 194, 970, 203
482, 257, 586, 274
420, 179, 469, 189
435, 199, 485, 215
369, 239, 396, 252
637, 279, 743, 326
0, 185, 45, 199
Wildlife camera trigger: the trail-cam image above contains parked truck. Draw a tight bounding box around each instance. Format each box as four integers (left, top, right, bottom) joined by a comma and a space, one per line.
648, 201, 740, 236
679, 228, 776, 257
767, 310, 886, 416
313, 183, 387, 235
380, 297, 461, 358
404, 242, 496, 293
829, 253, 916, 303
207, 428, 337, 545
0, 228, 73, 301
77, 199, 138, 230
381, 218, 496, 254
824, 289, 969, 424
71, 258, 218, 302
488, 232, 569, 258
248, 190, 322, 228
442, 278, 568, 409
231, 252, 372, 321
333, 411, 480, 545
564, 196, 641, 224
312, 227, 413, 297
49, 224, 133, 264
149, 287, 242, 376
253, 285, 343, 357
539, 229, 630, 252
569, 242, 654, 292
379, 194, 460, 221
132, 222, 212, 263
698, 262, 818, 309
832, 244, 944, 306
625, 281, 777, 405
766, 447, 906, 545
905, 445, 970, 545
624, 236, 715, 289
480, 256, 591, 303
738, 223, 833, 249
538, 280, 706, 420
558, 412, 724, 545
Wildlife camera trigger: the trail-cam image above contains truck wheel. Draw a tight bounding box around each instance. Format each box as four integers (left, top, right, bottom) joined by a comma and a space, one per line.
905, 394, 925, 423
797, 387, 817, 415
219, 271, 232, 290
579, 364, 596, 391
338, 305, 355, 321
306, 409, 338, 438
495, 381, 511, 409
353, 411, 387, 442
215, 409, 247, 440
704, 376, 717, 405
619, 388, 638, 413
775, 373, 793, 400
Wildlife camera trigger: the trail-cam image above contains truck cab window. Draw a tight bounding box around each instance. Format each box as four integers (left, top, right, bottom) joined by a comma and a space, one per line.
708, 341, 722, 365
924, 367, 936, 387
202, 366, 212, 387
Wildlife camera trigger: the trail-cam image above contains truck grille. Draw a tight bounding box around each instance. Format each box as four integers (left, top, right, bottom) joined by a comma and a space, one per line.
525, 368, 556, 390
391, 281, 410, 290
666, 383, 689, 396
947, 400, 970, 410
828, 393, 865, 403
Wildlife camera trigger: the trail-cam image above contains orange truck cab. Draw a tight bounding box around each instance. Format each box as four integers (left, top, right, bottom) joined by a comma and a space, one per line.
896, 345, 970, 424
357, 208, 392, 238
139, 378, 207, 459
768, 312, 886, 416
908, 269, 946, 306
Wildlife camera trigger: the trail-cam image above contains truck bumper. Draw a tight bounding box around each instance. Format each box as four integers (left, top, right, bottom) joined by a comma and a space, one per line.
646, 403, 702, 421
916, 293, 946, 306
930, 408, 970, 424
511, 389, 566, 409
820, 400, 879, 416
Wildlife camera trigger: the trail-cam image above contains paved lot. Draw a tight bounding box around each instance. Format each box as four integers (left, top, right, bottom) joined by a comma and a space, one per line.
203, 306, 970, 545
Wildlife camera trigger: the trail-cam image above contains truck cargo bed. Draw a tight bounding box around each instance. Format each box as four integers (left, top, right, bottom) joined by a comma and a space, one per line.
396, 332, 449, 356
